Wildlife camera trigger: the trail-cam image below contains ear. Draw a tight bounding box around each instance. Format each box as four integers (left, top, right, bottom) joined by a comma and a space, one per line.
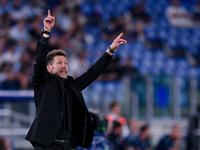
47, 64, 52, 73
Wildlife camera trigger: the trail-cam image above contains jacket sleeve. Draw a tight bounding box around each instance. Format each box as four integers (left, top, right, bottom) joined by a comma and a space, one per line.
32, 36, 50, 90
75, 52, 113, 91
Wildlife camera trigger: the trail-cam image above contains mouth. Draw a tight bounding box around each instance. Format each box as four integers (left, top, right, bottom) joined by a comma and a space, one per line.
60, 70, 67, 74
60, 71, 67, 73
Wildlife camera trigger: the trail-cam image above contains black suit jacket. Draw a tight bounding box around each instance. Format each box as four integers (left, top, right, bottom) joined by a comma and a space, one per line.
25, 37, 112, 148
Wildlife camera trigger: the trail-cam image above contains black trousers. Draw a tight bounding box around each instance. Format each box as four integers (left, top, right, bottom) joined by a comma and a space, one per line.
34, 143, 71, 150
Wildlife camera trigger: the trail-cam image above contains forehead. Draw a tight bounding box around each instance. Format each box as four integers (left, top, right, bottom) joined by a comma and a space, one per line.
173, 126, 180, 131
54, 55, 67, 61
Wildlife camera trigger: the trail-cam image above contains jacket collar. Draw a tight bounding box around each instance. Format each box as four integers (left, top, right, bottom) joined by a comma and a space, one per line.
58, 77, 88, 112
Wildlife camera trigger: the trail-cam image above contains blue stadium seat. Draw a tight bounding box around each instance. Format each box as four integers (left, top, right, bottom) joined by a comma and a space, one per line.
80, 0, 200, 76
163, 58, 177, 74
189, 67, 199, 77
81, 2, 95, 16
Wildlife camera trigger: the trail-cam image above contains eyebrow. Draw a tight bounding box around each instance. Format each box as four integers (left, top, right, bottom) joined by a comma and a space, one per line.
56, 59, 68, 63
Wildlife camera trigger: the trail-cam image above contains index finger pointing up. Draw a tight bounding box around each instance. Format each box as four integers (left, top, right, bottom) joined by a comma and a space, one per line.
117, 33, 123, 39
48, 10, 51, 17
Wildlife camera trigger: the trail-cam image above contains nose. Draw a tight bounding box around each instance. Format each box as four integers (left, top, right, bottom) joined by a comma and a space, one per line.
62, 63, 67, 68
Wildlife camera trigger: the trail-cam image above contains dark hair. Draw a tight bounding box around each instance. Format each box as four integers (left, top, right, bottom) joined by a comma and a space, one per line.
109, 101, 119, 109
113, 121, 122, 129
47, 49, 67, 65
140, 124, 149, 133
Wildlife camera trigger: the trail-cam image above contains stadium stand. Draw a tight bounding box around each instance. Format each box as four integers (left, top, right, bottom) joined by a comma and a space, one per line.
0, 0, 200, 89
1, 0, 200, 149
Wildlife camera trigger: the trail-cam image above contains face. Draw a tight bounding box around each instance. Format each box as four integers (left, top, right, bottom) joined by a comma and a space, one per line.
47, 55, 68, 79
140, 128, 150, 139
144, 128, 150, 138
115, 126, 122, 136
171, 125, 182, 139
129, 119, 138, 133
171, 0, 180, 6
112, 104, 121, 115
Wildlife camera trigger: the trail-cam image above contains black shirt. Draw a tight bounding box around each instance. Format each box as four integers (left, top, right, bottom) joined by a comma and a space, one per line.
56, 78, 72, 140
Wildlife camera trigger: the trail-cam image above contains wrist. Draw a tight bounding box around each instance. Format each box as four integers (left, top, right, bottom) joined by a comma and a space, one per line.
42, 28, 51, 38
43, 27, 51, 32
42, 28, 51, 34
108, 46, 115, 53
110, 45, 117, 51
43, 33, 50, 38
106, 49, 113, 55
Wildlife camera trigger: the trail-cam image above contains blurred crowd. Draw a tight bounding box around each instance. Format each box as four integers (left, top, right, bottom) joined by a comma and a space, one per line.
0, 0, 200, 90
76, 100, 183, 150
0, 0, 89, 90
0, 0, 200, 89
0, 0, 147, 90
0, 0, 145, 90
1, 0, 200, 149
0, 101, 183, 150
166, 0, 200, 28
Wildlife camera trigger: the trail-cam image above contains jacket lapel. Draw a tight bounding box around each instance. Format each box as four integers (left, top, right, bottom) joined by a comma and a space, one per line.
57, 77, 66, 103
65, 78, 88, 112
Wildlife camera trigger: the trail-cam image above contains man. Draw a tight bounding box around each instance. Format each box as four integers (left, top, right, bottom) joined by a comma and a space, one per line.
107, 101, 129, 138
132, 124, 151, 150
0, 137, 12, 150
155, 125, 182, 150
108, 121, 123, 150
25, 10, 127, 150
124, 119, 139, 150
186, 105, 200, 150
166, 0, 194, 27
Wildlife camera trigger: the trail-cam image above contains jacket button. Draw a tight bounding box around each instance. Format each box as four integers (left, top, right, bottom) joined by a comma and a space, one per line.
61, 112, 64, 115
58, 122, 60, 125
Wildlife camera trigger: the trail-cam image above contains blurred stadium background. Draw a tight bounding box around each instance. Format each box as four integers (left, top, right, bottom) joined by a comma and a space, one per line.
1, 0, 200, 149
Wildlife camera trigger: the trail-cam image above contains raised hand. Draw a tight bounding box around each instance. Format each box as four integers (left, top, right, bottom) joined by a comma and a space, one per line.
43, 10, 55, 32
110, 33, 127, 51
